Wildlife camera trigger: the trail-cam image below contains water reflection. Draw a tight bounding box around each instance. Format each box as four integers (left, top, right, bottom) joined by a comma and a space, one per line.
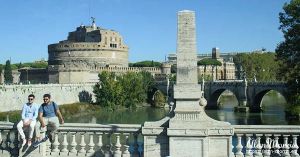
65, 107, 168, 124
66, 93, 300, 125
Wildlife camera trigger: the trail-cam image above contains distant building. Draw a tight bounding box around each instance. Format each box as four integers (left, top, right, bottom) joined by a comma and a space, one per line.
168, 47, 237, 80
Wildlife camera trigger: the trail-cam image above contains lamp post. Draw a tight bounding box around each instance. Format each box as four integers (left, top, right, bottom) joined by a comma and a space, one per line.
26, 69, 28, 84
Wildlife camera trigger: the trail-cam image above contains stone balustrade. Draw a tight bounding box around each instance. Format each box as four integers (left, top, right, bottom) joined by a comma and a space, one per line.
2, 122, 300, 157
0, 122, 143, 157
232, 125, 300, 157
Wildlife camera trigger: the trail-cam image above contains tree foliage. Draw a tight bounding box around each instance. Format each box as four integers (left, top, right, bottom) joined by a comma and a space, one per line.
275, 0, 300, 104
197, 58, 222, 66
4, 60, 13, 84
93, 71, 156, 109
11, 62, 48, 70
0, 64, 2, 75
152, 90, 166, 108
233, 52, 279, 81
129, 60, 161, 67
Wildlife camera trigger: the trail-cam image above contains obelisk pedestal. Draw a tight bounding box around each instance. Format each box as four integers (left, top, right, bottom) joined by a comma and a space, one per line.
167, 10, 233, 157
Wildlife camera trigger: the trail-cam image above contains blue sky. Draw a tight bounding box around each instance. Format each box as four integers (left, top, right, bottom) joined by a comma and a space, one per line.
0, 0, 290, 64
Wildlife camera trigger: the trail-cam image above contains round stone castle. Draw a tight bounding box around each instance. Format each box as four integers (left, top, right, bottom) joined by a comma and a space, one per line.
47, 18, 135, 83
48, 18, 129, 69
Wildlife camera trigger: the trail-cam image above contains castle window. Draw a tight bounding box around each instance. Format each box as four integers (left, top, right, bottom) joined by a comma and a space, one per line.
110, 44, 117, 48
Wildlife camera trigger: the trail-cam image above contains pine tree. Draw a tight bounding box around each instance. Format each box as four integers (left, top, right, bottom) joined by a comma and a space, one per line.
4, 60, 13, 84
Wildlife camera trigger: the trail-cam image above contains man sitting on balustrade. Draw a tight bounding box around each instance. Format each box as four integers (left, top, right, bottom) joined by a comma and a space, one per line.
17, 94, 39, 147
34, 94, 64, 147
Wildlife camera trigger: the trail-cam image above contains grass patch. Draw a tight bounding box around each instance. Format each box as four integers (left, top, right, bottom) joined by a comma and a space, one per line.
0, 103, 101, 123
0, 110, 21, 122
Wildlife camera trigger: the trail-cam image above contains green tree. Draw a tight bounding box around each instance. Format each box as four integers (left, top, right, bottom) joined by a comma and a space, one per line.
4, 60, 13, 84
0, 64, 3, 75
233, 52, 279, 81
197, 58, 222, 66
93, 71, 155, 109
140, 71, 155, 103
120, 72, 146, 108
129, 60, 161, 67
17, 62, 23, 69
93, 71, 123, 109
275, 0, 300, 104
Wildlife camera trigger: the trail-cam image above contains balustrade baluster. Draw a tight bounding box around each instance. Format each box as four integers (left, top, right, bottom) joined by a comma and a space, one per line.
132, 133, 140, 157
51, 132, 60, 155
291, 135, 299, 157
104, 133, 112, 157
95, 132, 104, 157
254, 134, 262, 157
60, 132, 69, 155
78, 132, 86, 155
87, 132, 95, 156
0, 130, 2, 143
262, 134, 272, 157
122, 133, 130, 157
245, 134, 253, 157
4, 131, 10, 151
235, 134, 244, 157
282, 135, 291, 157
10, 131, 18, 156
69, 132, 77, 155
113, 133, 122, 157
273, 134, 281, 156
45, 138, 52, 156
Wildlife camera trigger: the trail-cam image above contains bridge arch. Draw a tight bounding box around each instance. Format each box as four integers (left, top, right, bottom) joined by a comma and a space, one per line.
206, 89, 238, 109
251, 89, 288, 111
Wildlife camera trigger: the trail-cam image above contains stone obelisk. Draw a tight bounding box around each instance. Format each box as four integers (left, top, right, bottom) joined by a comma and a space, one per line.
168, 10, 233, 157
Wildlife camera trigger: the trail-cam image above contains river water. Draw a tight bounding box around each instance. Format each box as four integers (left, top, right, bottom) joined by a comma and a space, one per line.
66, 91, 300, 125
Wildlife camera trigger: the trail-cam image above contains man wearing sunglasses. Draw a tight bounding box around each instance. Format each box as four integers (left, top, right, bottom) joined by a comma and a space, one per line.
34, 94, 64, 147
17, 94, 39, 147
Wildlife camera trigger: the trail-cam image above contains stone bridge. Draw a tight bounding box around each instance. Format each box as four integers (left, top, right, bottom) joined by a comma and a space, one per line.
155, 80, 288, 112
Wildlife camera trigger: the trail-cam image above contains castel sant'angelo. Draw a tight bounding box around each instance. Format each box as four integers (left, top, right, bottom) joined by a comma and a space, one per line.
16, 18, 170, 84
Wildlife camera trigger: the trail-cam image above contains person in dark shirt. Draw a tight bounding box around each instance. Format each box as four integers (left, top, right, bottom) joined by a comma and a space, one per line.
34, 94, 64, 144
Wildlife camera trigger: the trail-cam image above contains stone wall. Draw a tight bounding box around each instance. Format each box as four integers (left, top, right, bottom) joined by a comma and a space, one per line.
0, 83, 94, 112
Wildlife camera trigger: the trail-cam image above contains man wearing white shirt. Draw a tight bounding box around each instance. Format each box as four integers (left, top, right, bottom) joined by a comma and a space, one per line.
17, 94, 39, 147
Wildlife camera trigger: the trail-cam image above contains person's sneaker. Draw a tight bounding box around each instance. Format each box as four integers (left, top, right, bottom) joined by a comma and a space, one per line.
33, 136, 48, 148
42, 135, 49, 142
21, 139, 27, 147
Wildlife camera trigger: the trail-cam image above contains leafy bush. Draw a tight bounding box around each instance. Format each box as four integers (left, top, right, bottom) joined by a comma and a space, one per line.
93, 71, 155, 109
152, 90, 166, 108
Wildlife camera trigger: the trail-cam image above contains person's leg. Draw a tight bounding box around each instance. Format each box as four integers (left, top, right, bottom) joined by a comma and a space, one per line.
35, 120, 41, 140
48, 117, 60, 142
28, 120, 36, 145
17, 120, 26, 146
17, 120, 25, 139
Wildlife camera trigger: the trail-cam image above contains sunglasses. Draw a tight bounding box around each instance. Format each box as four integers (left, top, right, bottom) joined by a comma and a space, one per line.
28, 98, 34, 100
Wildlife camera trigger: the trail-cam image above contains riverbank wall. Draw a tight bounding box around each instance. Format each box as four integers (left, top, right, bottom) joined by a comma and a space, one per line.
0, 84, 95, 112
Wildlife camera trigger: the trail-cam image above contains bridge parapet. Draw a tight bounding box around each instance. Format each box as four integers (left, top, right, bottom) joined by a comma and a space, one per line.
0, 122, 143, 157
232, 125, 300, 156
2, 122, 300, 156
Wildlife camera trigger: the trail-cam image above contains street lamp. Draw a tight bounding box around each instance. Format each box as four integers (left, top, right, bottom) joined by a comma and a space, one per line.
26, 69, 28, 84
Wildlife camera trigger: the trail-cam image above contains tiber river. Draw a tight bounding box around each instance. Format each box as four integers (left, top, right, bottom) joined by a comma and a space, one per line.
65, 91, 300, 125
